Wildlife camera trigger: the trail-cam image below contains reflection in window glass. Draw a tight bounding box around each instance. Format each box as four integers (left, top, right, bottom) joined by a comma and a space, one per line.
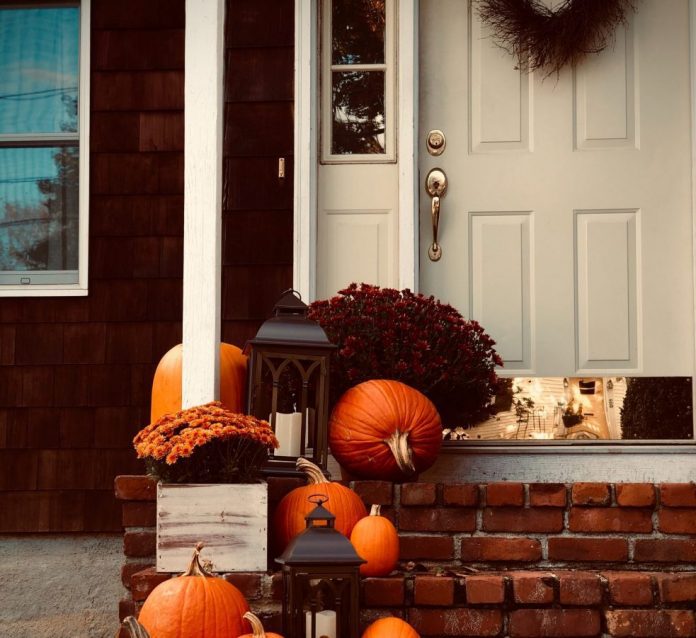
332, 0, 385, 65
332, 71, 385, 154
444, 377, 694, 441
0, 8, 79, 134
0, 146, 79, 275
0, 5, 81, 287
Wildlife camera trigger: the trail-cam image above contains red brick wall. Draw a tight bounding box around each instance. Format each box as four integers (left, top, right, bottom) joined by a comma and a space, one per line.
116, 478, 696, 637
0, 0, 295, 533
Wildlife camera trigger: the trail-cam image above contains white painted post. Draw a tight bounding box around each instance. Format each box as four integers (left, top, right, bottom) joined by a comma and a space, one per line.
182, 0, 225, 407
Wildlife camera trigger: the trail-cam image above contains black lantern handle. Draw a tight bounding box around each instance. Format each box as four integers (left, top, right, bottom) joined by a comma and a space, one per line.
273, 289, 308, 318
305, 494, 336, 528
281, 288, 303, 300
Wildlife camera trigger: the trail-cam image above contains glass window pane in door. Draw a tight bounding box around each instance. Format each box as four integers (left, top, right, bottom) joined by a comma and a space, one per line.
332, 71, 385, 154
332, 0, 385, 65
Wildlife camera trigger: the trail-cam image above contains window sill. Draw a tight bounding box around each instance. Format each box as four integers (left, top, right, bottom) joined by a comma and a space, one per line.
0, 285, 88, 297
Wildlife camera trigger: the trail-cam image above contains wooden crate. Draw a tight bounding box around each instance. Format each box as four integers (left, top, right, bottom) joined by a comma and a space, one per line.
156, 482, 267, 572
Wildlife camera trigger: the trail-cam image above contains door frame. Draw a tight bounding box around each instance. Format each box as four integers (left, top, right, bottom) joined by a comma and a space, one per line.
293, 0, 696, 478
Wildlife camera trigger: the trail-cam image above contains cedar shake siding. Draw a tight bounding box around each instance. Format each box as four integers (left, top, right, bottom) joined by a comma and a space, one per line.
221, 0, 294, 346
0, 0, 295, 532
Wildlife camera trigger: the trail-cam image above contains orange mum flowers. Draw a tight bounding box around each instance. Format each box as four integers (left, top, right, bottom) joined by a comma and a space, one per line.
133, 402, 278, 484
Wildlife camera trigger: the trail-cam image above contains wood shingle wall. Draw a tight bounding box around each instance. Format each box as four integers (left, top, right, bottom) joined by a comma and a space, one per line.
221, 0, 294, 345
0, 0, 295, 532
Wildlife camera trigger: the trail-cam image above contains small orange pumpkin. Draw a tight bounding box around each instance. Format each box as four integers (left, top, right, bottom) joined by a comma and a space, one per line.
329, 380, 442, 481
138, 543, 251, 638
350, 504, 399, 576
273, 458, 367, 554
150, 342, 247, 422
238, 612, 284, 638
362, 617, 420, 638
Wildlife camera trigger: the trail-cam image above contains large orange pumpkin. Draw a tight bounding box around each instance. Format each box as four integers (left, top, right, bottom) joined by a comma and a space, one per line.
350, 504, 399, 576
150, 342, 247, 422
273, 458, 367, 554
329, 380, 442, 481
138, 543, 251, 638
362, 617, 420, 638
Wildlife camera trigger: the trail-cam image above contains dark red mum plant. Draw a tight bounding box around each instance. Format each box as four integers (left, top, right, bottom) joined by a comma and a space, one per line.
308, 283, 503, 427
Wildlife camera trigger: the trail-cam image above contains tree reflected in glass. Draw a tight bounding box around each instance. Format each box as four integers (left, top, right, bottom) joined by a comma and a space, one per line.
332, 0, 385, 64
332, 71, 385, 154
330, 0, 386, 155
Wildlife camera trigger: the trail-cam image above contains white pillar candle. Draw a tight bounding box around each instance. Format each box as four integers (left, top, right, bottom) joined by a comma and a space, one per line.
305, 609, 337, 638
274, 412, 302, 457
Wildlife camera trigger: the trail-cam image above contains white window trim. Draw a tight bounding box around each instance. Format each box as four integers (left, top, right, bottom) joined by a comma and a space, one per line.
0, 0, 90, 297
293, 0, 696, 479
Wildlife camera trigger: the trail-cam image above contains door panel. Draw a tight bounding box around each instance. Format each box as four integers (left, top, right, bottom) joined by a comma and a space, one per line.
470, 212, 532, 369
419, 0, 694, 377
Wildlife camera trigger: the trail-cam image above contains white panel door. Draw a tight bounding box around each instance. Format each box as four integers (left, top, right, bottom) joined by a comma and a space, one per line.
419, 0, 694, 377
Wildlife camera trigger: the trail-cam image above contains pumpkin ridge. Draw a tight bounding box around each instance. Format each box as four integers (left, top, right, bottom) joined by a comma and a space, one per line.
210, 577, 223, 638
335, 397, 391, 437
179, 577, 191, 638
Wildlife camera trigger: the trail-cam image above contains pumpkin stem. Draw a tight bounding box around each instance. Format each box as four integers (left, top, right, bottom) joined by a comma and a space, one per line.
296, 457, 329, 484
182, 542, 214, 577
370, 504, 381, 517
384, 429, 416, 476
243, 611, 267, 638
120, 617, 151, 638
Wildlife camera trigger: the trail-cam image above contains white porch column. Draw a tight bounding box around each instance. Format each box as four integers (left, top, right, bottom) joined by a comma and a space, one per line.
182, 0, 225, 407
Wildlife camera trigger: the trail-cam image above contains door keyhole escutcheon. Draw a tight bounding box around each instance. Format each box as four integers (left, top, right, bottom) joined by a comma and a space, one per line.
425, 168, 447, 261
426, 129, 446, 156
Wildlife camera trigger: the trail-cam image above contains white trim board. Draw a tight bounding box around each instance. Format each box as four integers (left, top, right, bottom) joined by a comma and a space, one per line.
294, 0, 318, 301
397, 0, 418, 291
422, 448, 696, 483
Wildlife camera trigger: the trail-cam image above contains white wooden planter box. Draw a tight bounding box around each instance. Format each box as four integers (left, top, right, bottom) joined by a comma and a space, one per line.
156, 482, 268, 573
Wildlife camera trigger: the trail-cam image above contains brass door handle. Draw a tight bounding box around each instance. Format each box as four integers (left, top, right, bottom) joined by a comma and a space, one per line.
425, 168, 447, 261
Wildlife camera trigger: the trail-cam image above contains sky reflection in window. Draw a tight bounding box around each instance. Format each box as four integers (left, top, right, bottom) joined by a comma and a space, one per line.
0, 7, 79, 135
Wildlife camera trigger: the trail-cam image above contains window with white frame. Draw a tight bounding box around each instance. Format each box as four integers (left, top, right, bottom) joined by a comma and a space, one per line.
321, 0, 395, 162
0, 1, 89, 293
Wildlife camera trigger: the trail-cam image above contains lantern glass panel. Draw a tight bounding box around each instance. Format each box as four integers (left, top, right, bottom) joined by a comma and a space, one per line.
257, 354, 324, 458
282, 567, 361, 638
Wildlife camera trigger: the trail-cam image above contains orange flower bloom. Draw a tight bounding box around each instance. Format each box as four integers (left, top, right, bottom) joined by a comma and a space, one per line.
133, 401, 279, 482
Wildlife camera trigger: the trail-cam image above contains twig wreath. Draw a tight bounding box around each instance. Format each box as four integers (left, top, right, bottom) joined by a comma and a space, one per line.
477, 0, 637, 76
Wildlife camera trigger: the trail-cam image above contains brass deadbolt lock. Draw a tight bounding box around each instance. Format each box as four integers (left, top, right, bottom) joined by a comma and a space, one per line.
426, 129, 446, 156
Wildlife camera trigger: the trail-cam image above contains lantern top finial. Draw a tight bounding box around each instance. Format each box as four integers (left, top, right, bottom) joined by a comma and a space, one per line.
305, 495, 336, 528
273, 289, 307, 316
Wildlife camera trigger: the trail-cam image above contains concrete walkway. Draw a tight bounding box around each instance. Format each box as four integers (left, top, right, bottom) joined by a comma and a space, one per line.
0, 535, 123, 638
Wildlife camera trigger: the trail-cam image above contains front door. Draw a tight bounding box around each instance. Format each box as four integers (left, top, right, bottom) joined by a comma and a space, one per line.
419, 0, 694, 378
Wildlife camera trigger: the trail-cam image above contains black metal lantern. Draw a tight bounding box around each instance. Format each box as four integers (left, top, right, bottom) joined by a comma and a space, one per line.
245, 289, 336, 477
276, 496, 365, 638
